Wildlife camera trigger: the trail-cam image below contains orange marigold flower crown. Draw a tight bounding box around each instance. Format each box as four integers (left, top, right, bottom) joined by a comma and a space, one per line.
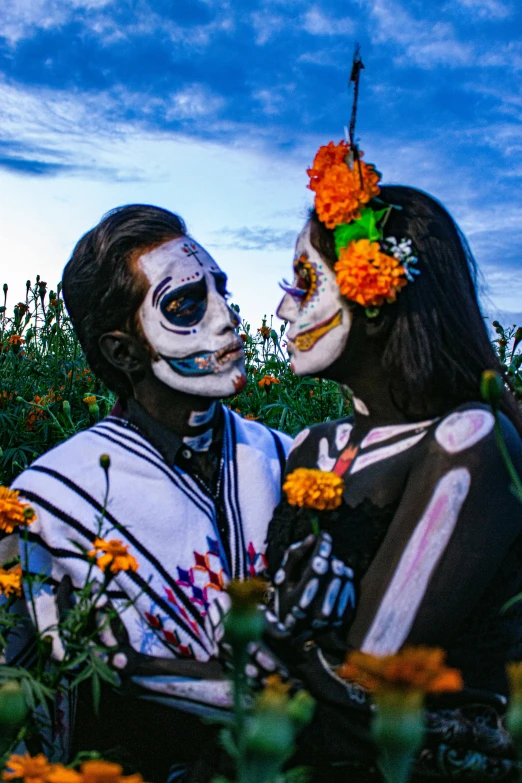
307, 51, 420, 317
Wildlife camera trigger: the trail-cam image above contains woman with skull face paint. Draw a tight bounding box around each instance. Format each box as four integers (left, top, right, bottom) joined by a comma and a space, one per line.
8, 205, 291, 781
264, 149, 522, 780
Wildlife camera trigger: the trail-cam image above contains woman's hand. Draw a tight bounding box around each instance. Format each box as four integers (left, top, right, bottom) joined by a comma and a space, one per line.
273, 531, 356, 637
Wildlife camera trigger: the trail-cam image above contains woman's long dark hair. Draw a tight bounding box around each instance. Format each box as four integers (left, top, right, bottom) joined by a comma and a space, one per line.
309, 185, 522, 435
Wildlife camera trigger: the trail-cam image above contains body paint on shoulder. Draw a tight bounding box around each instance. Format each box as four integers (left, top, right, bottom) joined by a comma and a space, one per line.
289, 428, 310, 454
361, 419, 436, 449
350, 432, 427, 474
353, 396, 370, 416
435, 409, 494, 454
335, 422, 353, 451
317, 437, 336, 471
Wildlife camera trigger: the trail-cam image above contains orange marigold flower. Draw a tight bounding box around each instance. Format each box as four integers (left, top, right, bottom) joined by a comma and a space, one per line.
47, 766, 83, 783
283, 468, 344, 511
239, 333, 248, 342
2, 753, 51, 783
81, 761, 123, 783
0, 564, 23, 597
88, 538, 139, 574
0, 487, 36, 534
83, 395, 97, 405
335, 239, 408, 308
8, 335, 24, 346
244, 413, 259, 420
307, 142, 381, 229
337, 647, 463, 695
258, 325, 271, 339
258, 375, 280, 388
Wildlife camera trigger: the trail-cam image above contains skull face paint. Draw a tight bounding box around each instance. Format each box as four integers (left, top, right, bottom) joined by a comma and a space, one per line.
276, 223, 352, 376
138, 238, 246, 396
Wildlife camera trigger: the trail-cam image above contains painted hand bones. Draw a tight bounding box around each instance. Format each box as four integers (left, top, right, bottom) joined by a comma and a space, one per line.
274, 531, 356, 636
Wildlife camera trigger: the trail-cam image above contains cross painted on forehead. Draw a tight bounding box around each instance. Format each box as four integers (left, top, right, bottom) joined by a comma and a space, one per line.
181, 242, 205, 266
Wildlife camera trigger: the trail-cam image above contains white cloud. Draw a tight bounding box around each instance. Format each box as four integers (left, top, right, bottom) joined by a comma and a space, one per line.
452, 0, 512, 19
0, 0, 233, 49
301, 6, 355, 36
0, 0, 112, 44
165, 85, 226, 121
250, 12, 286, 45
362, 0, 474, 68
0, 78, 309, 327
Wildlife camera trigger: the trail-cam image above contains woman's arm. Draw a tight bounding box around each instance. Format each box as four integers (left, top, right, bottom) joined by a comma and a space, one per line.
348, 407, 522, 655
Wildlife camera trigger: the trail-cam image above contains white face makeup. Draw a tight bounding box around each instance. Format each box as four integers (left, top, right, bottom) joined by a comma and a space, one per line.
138, 237, 246, 397
276, 223, 352, 376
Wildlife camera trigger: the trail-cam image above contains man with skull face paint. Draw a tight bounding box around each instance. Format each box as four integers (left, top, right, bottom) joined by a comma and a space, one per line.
10, 205, 291, 781
262, 145, 522, 781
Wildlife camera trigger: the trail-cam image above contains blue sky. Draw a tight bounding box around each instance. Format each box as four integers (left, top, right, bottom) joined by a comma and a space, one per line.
0, 0, 521, 326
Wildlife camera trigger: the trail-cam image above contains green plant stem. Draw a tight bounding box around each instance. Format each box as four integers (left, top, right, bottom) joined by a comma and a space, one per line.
493, 411, 522, 502
233, 647, 248, 782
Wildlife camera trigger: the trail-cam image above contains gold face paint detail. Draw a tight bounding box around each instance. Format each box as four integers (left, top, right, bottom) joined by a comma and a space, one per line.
294, 309, 343, 352
294, 253, 318, 307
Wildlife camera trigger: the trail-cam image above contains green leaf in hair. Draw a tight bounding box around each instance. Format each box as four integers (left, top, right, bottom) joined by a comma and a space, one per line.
334, 207, 389, 255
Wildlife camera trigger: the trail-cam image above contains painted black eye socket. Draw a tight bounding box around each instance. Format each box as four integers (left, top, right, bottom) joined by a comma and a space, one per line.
211, 271, 231, 299
160, 278, 208, 327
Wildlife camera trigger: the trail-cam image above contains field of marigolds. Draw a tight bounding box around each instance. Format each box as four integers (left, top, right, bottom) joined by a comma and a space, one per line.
1, 277, 522, 487
1, 277, 522, 783
0, 277, 358, 486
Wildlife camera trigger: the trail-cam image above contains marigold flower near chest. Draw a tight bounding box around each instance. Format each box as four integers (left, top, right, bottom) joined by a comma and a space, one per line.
46, 766, 82, 783
88, 537, 139, 574
338, 646, 463, 694
0, 564, 23, 597
2, 753, 51, 783
283, 468, 344, 511
0, 487, 36, 534
81, 761, 123, 783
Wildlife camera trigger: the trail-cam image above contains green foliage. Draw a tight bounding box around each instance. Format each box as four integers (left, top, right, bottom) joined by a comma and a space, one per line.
0, 285, 351, 485
0, 278, 114, 485
491, 321, 522, 402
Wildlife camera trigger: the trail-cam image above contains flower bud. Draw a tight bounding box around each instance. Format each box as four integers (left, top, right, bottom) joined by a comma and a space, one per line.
480, 370, 504, 409
62, 400, 71, 415
0, 681, 29, 726
99, 454, 111, 471
287, 689, 316, 727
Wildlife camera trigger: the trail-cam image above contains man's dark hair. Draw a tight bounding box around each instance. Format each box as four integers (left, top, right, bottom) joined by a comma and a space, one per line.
309, 185, 522, 435
62, 204, 186, 399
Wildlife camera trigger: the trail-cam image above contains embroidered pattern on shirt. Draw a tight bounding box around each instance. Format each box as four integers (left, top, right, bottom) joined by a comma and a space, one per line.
176, 536, 226, 614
